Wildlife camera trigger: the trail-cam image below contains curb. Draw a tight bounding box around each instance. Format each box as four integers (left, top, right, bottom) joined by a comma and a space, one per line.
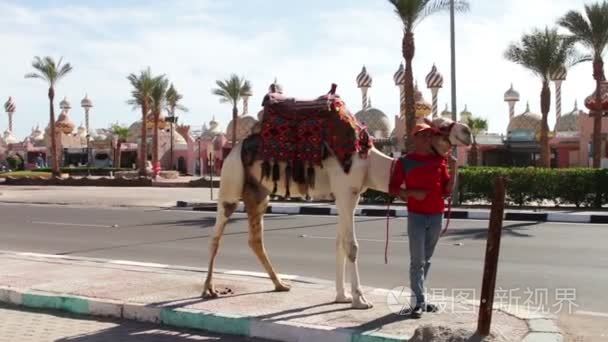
0, 286, 404, 342
178, 201, 607, 224
0, 251, 563, 342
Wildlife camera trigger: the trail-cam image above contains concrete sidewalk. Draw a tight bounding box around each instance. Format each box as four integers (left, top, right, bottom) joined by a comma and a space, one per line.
0, 251, 558, 342
0, 305, 266, 342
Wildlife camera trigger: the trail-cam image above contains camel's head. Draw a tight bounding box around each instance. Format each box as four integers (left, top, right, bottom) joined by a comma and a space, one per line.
418, 117, 472, 158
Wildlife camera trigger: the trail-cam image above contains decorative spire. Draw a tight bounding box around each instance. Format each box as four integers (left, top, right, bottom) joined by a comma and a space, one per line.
504, 83, 520, 102
4, 96, 16, 113
550, 65, 568, 82
574, 100, 578, 110
356, 66, 372, 88
81, 93, 93, 108
393, 63, 405, 86
425, 64, 444, 89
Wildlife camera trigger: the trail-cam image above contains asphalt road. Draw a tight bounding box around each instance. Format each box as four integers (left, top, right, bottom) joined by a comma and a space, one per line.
1, 203, 607, 316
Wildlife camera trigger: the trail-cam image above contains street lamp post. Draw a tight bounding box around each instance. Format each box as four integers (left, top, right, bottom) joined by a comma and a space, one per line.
197, 137, 203, 177
449, 0, 460, 204
86, 134, 91, 176
208, 152, 214, 200
167, 115, 178, 171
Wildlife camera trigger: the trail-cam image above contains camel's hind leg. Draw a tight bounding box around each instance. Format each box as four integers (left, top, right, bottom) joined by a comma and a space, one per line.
242, 185, 290, 292
202, 201, 237, 298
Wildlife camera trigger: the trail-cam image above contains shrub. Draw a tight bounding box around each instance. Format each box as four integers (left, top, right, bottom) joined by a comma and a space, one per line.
458, 167, 607, 208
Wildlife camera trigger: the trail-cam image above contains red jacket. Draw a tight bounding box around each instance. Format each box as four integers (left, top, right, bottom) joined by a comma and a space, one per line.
389, 153, 451, 215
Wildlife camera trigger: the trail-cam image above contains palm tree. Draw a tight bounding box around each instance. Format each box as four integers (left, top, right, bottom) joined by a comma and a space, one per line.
165, 83, 189, 116
165, 84, 188, 171
388, 0, 469, 150
211, 74, 252, 144
558, 2, 608, 168
24, 56, 73, 177
127, 67, 157, 177
110, 124, 130, 168
505, 27, 589, 167
150, 76, 169, 179
466, 116, 488, 166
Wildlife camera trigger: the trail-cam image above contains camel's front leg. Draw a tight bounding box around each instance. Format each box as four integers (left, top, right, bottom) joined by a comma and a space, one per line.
335, 189, 373, 309
243, 187, 291, 292
334, 234, 351, 303
202, 202, 235, 298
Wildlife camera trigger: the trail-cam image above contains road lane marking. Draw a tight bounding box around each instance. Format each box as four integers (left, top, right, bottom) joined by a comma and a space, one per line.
109, 260, 169, 268
575, 310, 608, 318
31, 221, 114, 228
298, 235, 465, 246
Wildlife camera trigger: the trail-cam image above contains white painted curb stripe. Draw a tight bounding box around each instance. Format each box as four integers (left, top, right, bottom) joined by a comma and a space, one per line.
123, 303, 161, 324
546, 213, 590, 223
250, 320, 351, 342
395, 209, 408, 217
88, 299, 123, 318
271, 206, 301, 214
467, 211, 490, 220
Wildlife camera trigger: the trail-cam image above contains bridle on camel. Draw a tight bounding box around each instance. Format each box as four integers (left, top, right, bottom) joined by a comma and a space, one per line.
384, 131, 457, 265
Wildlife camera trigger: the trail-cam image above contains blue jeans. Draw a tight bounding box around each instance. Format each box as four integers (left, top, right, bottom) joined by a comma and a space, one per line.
407, 212, 443, 306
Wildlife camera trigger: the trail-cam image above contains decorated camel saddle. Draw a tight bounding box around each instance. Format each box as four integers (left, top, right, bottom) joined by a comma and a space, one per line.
242, 84, 373, 196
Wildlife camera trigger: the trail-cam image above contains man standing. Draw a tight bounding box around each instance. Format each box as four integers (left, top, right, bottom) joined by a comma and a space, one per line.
389, 123, 453, 318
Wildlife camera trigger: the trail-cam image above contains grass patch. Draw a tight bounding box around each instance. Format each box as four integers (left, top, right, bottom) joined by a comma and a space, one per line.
0, 171, 53, 179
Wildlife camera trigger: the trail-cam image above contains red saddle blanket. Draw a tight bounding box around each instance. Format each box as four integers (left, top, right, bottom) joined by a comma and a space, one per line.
259, 91, 372, 175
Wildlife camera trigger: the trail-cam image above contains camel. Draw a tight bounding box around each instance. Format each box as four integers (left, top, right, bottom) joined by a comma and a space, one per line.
202, 93, 472, 309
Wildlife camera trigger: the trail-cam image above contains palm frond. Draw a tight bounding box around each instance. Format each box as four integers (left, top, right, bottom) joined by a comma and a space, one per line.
559, 3, 608, 57
505, 27, 586, 81
211, 74, 251, 107
420, 0, 469, 23
25, 56, 73, 86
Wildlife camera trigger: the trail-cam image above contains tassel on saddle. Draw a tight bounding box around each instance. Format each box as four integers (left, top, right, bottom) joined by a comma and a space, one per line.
293, 160, 305, 185
307, 163, 315, 189
284, 162, 292, 198
271, 161, 280, 195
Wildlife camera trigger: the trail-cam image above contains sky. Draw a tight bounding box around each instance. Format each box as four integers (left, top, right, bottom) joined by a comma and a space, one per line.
0, 0, 598, 139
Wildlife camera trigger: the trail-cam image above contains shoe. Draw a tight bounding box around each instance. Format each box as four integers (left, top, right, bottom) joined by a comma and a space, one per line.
411, 305, 423, 318
425, 303, 439, 313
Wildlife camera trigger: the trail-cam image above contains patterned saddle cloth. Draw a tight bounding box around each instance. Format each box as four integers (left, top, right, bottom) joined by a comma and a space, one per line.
242, 84, 372, 196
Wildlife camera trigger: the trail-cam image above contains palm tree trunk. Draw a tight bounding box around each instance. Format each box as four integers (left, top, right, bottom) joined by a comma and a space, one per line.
153, 109, 159, 180
540, 81, 551, 168
403, 30, 416, 152
592, 58, 605, 168
139, 104, 148, 177
231, 105, 238, 145
469, 140, 478, 166
116, 141, 122, 168
48, 87, 60, 177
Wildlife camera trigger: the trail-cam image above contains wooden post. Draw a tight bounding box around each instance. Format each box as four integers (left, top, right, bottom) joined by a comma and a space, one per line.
477, 176, 506, 337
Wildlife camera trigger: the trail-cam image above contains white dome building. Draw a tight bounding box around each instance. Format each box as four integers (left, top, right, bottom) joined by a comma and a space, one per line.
355, 107, 391, 139
507, 102, 541, 141
226, 115, 258, 142
555, 101, 583, 135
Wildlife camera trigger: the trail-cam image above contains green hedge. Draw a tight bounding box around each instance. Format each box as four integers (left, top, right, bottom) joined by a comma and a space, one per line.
360, 167, 608, 208
458, 167, 607, 208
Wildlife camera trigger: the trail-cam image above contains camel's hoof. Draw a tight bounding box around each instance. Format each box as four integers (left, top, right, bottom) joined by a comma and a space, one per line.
352, 297, 374, 310
335, 294, 353, 303
274, 282, 291, 292
202, 284, 218, 299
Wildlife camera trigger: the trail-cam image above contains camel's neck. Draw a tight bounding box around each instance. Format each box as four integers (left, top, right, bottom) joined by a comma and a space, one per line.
364, 148, 395, 194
